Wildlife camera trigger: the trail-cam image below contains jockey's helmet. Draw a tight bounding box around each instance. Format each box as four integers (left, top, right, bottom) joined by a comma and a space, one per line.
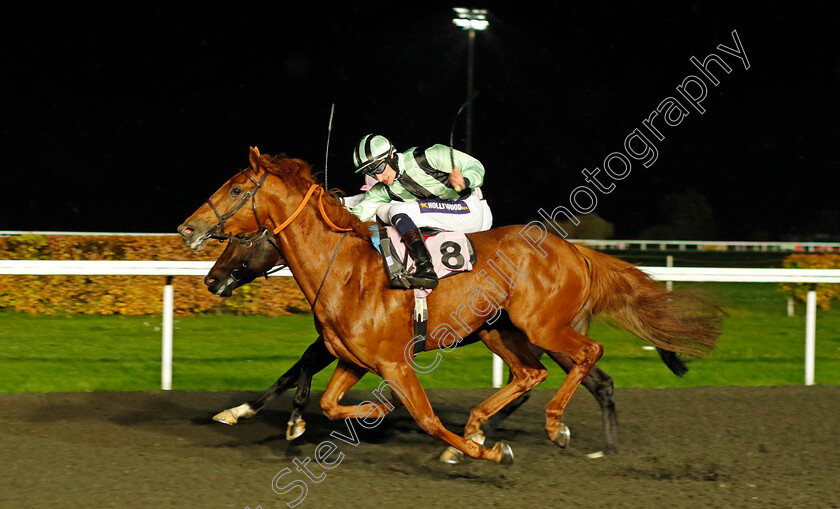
353, 134, 395, 175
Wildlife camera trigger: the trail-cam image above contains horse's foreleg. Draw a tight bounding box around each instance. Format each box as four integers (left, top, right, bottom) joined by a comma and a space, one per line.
212, 337, 332, 427
287, 337, 336, 439
379, 363, 513, 464
212, 359, 304, 425
319, 361, 400, 421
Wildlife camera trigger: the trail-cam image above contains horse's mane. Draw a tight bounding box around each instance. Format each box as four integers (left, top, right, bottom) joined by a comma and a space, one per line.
257, 152, 372, 238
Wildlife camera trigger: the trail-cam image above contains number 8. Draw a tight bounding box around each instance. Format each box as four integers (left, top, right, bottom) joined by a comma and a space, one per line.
440, 241, 465, 270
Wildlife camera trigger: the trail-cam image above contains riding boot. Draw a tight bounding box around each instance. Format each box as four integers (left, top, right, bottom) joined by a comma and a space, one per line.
401, 227, 439, 289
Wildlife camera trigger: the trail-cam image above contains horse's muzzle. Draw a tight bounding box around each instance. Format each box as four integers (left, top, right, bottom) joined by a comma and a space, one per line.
178, 223, 212, 251
204, 274, 235, 297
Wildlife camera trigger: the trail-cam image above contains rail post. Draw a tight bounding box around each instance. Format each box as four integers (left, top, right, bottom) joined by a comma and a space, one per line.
162, 276, 174, 390
805, 285, 817, 386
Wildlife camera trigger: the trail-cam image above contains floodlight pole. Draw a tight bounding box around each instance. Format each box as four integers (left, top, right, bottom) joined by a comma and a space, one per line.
453, 8, 488, 154
466, 28, 476, 153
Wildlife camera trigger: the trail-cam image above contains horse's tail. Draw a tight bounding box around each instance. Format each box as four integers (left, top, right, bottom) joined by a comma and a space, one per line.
577, 246, 724, 358
657, 348, 689, 377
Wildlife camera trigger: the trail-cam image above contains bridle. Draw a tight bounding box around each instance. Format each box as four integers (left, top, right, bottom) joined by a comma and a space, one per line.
205, 167, 352, 239
204, 169, 269, 240
228, 228, 288, 281
204, 167, 353, 309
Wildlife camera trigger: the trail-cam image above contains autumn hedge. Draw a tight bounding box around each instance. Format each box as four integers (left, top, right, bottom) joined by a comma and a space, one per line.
0, 234, 309, 316
779, 253, 840, 310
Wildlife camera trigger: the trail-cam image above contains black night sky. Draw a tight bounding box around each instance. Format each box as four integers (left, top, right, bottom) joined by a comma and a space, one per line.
2, 2, 838, 240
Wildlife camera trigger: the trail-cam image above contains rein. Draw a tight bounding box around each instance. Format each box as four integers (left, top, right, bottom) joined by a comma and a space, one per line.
268, 184, 353, 310
272, 184, 353, 234
311, 231, 349, 310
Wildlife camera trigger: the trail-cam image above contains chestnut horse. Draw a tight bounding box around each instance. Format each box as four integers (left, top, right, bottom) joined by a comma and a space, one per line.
205, 227, 689, 455
179, 148, 722, 464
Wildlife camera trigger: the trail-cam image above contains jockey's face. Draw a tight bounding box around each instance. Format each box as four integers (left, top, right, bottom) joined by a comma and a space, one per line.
375, 164, 397, 185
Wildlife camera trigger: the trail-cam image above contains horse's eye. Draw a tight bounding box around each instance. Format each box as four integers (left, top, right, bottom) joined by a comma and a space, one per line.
231, 187, 242, 196
242, 261, 249, 268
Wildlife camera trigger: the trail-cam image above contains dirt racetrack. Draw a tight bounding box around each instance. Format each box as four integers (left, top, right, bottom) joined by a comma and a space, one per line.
1, 386, 837, 508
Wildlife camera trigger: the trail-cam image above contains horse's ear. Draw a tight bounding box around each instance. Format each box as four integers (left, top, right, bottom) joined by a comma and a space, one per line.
249, 146, 262, 171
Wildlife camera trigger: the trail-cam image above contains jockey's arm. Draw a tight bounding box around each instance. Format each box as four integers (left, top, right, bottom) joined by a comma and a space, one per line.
350, 183, 391, 222
425, 144, 485, 190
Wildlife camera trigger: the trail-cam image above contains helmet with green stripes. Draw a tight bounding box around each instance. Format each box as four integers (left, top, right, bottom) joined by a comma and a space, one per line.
353, 134, 395, 174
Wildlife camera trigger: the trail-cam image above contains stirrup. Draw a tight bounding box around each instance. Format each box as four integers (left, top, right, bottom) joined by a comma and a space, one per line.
389, 271, 412, 289
405, 272, 438, 289
388, 267, 437, 290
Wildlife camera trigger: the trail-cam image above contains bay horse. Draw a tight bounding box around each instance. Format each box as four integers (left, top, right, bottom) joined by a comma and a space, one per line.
204, 227, 689, 456
178, 148, 722, 464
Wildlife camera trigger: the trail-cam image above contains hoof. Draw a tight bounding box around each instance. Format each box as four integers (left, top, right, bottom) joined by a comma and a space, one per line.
439, 446, 464, 464
493, 442, 514, 465
213, 410, 238, 425
550, 423, 571, 449
214, 403, 254, 425
286, 419, 306, 441
439, 431, 485, 464
467, 430, 486, 445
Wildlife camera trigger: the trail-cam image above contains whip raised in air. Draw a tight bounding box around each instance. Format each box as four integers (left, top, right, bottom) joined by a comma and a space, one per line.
324, 103, 335, 190
449, 93, 479, 192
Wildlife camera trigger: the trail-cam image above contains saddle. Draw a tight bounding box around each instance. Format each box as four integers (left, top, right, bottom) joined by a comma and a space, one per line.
372, 223, 477, 290
370, 222, 478, 357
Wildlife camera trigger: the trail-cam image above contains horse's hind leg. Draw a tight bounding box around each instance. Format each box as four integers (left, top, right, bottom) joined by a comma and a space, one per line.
464, 329, 547, 439
532, 325, 604, 447
486, 317, 619, 454
440, 329, 546, 464
545, 350, 617, 454
484, 375, 531, 432
548, 316, 619, 454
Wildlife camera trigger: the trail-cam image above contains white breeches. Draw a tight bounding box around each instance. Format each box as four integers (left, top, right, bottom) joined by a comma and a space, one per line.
375, 192, 492, 233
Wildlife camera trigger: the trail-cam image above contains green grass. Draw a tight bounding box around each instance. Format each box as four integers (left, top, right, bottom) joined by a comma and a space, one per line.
586, 283, 840, 387
1, 282, 838, 393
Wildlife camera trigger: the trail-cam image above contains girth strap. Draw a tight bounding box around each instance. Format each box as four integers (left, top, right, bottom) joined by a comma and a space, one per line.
412, 291, 429, 357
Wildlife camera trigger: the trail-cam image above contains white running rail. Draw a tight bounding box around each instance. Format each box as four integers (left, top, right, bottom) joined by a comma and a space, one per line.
0, 260, 837, 389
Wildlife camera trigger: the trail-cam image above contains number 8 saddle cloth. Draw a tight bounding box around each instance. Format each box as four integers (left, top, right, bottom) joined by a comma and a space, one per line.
371, 223, 477, 290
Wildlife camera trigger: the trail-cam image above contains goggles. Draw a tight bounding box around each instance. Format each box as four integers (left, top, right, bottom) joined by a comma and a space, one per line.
365, 159, 389, 176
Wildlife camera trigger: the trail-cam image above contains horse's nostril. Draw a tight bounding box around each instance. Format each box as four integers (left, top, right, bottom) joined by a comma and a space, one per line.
205, 277, 217, 285
183, 227, 195, 235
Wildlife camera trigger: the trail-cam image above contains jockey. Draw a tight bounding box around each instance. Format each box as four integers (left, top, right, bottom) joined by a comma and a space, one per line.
350, 133, 491, 289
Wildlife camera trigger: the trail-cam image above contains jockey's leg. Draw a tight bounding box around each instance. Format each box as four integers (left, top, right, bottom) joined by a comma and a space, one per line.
391, 213, 438, 289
